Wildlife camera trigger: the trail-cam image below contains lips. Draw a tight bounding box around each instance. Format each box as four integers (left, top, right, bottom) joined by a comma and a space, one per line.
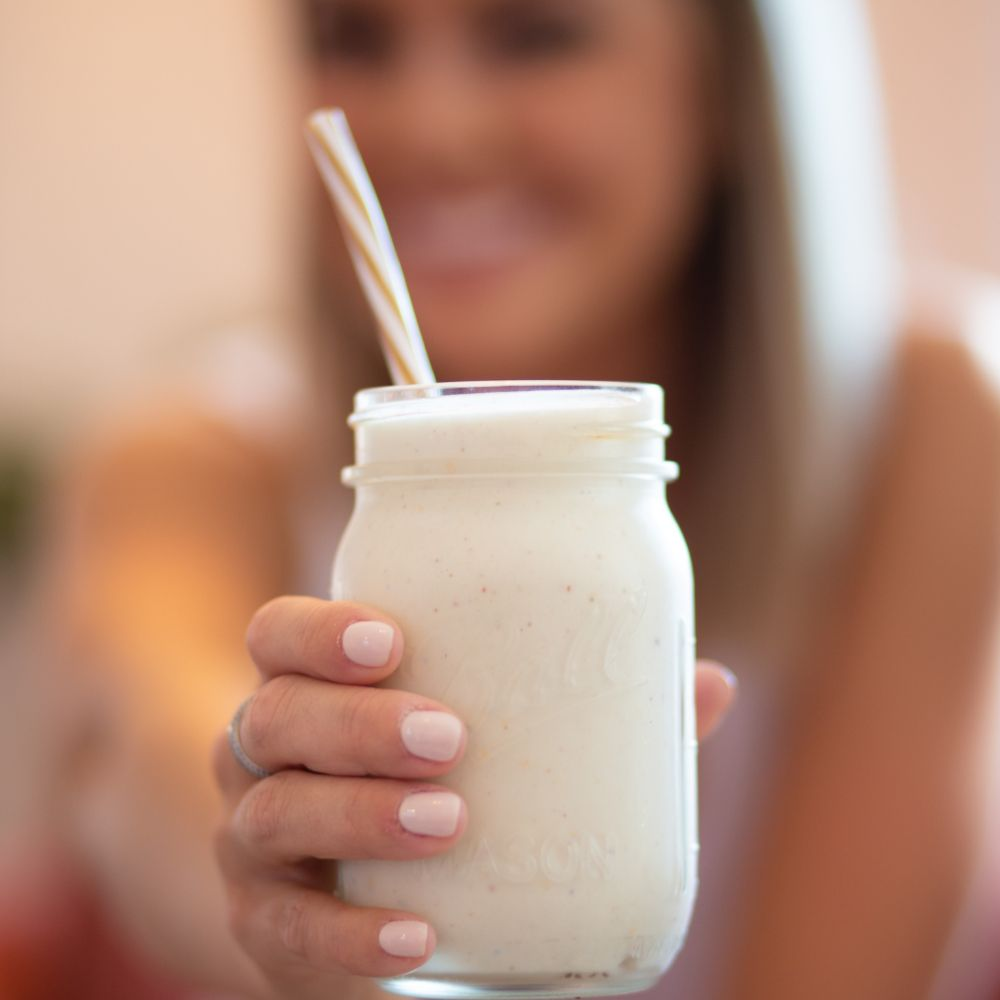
384, 191, 556, 281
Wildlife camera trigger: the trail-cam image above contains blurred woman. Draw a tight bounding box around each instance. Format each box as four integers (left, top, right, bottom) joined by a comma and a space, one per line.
34, 0, 1000, 998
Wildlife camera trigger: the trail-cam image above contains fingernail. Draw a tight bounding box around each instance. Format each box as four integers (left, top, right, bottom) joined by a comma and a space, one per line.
398, 791, 462, 837
718, 666, 739, 692
342, 621, 395, 668
401, 711, 464, 762
379, 920, 429, 958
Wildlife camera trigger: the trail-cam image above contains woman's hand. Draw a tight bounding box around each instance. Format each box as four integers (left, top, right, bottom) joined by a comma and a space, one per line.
213, 596, 736, 1000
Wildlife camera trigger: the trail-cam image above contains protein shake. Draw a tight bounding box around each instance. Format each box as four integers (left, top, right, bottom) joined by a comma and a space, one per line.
332, 381, 697, 999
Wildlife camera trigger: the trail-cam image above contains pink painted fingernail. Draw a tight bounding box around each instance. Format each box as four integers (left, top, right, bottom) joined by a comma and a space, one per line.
379, 920, 429, 958
342, 621, 395, 667
401, 711, 463, 762
398, 791, 462, 837
719, 666, 739, 691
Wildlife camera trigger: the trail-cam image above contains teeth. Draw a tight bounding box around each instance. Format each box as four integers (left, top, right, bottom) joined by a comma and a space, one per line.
387, 193, 546, 275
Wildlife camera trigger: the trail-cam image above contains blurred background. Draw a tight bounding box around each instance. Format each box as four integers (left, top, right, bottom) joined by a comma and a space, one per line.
0, 0, 998, 994
1, 0, 998, 461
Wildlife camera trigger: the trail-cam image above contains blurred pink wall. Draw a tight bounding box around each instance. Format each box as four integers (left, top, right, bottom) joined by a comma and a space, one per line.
0, 1, 996, 444
0, 1, 306, 441
869, 0, 1000, 274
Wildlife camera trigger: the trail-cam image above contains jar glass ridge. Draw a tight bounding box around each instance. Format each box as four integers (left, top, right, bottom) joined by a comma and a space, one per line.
332, 381, 697, 999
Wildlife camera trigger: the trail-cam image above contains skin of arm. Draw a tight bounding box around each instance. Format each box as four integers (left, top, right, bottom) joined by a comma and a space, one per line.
46, 407, 299, 995
718, 328, 1000, 1000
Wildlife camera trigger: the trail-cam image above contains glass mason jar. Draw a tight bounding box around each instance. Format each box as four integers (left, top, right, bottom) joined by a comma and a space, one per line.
332, 382, 697, 999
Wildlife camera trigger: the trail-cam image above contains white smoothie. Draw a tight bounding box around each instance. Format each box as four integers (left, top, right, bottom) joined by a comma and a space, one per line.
332, 383, 697, 998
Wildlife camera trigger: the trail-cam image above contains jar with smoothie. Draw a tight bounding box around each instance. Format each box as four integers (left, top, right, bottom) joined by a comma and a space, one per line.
332, 380, 697, 999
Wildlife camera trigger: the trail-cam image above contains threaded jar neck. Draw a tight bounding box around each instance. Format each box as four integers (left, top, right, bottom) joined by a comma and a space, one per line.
344, 381, 676, 486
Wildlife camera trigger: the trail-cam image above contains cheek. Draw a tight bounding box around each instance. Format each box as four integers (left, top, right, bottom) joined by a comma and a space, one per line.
536, 40, 714, 289
422, 54, 715, 377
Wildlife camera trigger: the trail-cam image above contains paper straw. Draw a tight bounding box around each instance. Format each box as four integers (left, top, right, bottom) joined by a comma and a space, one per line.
306, 108, 435, 386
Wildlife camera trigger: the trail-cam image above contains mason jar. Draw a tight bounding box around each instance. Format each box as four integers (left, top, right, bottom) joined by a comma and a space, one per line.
331, 381, 697, 999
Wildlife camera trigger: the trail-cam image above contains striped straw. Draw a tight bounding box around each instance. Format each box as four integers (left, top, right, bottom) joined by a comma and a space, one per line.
306, 108, 435, 386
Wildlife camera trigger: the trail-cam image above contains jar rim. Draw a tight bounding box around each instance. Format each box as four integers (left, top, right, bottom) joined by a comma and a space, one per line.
344, 381, 675, 486
352, 380, 661, 424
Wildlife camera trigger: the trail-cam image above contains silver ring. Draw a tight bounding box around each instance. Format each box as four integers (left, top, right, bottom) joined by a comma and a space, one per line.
227, 696, 272, 780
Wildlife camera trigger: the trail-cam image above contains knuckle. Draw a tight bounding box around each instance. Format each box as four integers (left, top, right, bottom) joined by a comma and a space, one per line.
237, 779, 286, 853
273, 892, 314, 962
342, 779, 399, 855
213, 823, 246, 883
245, 596, 285, 656
338, 686, 383, 751
300, 599, 339, 665
224, 886, 252, 949
243, 675, 298, 757
214, 859, 256, 951
341, 781, 377, 852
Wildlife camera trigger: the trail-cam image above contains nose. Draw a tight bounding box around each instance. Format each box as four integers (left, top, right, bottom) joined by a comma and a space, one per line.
369, 45, 508, 184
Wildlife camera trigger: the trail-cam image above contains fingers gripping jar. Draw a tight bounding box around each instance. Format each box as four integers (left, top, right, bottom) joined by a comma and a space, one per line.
332, 382, 697, 999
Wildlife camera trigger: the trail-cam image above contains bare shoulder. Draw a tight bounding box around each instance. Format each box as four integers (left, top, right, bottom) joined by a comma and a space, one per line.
895, 283, 1000, 431
866, 283, 1000, 604
824, 283, 1000, 698
890, 285, 1000, 495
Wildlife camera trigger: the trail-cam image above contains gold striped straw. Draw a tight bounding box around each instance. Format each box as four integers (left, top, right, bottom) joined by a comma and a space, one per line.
306, 108, 435, 386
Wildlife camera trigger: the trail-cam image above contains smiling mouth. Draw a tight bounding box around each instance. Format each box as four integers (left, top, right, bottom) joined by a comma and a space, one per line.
385, 191, 557, 282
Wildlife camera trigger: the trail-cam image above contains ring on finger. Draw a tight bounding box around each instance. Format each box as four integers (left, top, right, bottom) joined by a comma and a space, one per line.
227, 696, 273, 780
